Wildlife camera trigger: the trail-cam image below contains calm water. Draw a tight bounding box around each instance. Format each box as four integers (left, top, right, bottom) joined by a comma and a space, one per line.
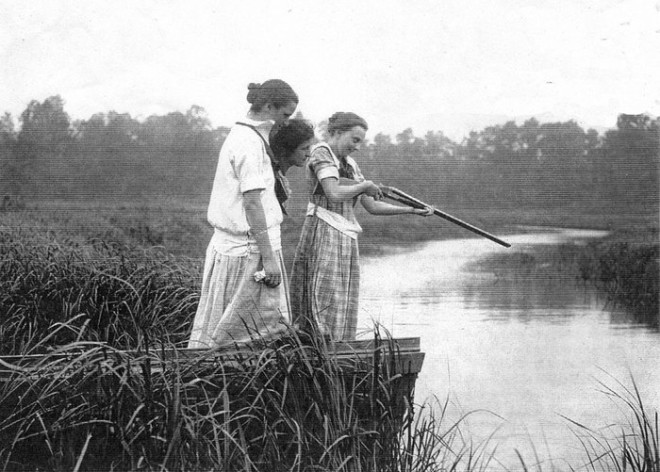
357, 228, 660, 470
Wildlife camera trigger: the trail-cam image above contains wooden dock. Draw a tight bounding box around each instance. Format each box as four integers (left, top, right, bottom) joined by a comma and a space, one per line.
0, 336, 423, 377
0, 335, 425, 469
0, 336, 424, 416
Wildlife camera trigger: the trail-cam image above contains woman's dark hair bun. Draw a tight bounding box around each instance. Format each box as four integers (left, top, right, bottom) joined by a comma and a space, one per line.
246, 83, 261, 104
246, 79, 298, 111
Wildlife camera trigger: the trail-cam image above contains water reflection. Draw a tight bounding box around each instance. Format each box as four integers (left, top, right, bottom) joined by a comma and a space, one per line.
462, 276, 603, 322
358, 228, 660, 470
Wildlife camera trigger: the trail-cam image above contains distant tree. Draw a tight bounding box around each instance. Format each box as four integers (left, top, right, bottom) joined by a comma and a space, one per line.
77, 111, 140, 152
536, 121, 586, 163
138, 112, 189, 149
0, 112, 16, 141
0, 113, 20, 196
18, 95, 72, 157
600, 113, 659, 208
610, 114, 659, 161
136, 106, 216, 152
186, 105, 211, 132
373, 132, 392, 148
14, 96, 73, 195
393, 128, 424, 164
458, 131, 487, 161
423, 130, 455, 159
395, 128, 414, 146
185, 105, 215, 151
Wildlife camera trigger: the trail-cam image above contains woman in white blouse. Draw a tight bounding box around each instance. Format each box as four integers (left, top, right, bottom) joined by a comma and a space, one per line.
188, 79, 299, 348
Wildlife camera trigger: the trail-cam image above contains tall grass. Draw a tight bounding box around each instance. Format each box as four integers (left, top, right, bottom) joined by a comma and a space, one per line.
563, 375, 659, 472
575, 242, 659, 323
0, 324, 498, 471
0, 226, 199, 354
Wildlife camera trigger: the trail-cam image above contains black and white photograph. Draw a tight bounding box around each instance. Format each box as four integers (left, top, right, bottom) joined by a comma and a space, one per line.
1, 1, 658, 470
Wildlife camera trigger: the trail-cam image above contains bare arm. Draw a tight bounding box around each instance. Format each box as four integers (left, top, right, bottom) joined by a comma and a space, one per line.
361, 193, 434, 216
361, 195, 414, 215
243, 189, 281, 288
319, 177, 383, 204
338, 178, 433, 216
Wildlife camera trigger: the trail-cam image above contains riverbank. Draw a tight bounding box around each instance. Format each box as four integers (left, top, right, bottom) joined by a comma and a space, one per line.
4, 197, 656, 261
474, 223, 659, 327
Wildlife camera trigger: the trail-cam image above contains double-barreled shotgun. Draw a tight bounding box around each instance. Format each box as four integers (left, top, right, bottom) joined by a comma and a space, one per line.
382, 187, 511, 248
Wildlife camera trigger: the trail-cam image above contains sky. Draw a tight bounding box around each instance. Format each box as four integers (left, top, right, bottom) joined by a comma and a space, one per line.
1, 0, 658, 141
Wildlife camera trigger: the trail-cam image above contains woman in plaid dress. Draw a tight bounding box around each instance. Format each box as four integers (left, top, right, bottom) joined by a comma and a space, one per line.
290, 112, 433, 341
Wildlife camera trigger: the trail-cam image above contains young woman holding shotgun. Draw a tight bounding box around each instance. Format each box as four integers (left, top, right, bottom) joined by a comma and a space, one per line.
290, 112, 434, 341
188, 79, 300, 348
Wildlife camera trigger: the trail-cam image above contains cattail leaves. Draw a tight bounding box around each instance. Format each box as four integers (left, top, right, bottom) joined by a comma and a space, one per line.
0, 228, 199, 354
0, 323, 428, 471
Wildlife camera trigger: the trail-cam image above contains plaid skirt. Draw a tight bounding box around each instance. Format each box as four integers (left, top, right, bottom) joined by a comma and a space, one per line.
188, 243, 291, 349
290, 216, 360, 341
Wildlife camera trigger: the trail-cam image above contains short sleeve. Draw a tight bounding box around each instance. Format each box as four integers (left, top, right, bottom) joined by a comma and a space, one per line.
233, 133, 268, 193
310, 146, 339, 181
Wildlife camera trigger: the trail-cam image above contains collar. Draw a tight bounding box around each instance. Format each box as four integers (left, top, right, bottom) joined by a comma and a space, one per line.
241, 114, 274, 133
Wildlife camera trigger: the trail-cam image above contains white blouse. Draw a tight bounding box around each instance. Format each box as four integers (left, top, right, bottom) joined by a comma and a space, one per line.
206, 116, 283, 254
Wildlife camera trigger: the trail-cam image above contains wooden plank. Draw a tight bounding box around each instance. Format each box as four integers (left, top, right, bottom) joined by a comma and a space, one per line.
0, 337, 424, 378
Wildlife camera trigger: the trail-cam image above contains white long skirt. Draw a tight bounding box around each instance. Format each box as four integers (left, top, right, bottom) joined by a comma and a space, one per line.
187, 243, 291, 349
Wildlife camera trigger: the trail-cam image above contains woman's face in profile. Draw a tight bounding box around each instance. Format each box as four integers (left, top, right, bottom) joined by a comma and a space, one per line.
288, 139, 314, 168
269, 101, 297, 124
334, 126, 366, 158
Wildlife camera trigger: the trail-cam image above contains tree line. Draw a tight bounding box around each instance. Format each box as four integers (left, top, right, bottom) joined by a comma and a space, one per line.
360, 114, 658, 213
1, 95, 658, 214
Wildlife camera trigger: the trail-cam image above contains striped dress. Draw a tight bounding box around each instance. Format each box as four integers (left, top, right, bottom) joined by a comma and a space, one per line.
289, 144, 365, 341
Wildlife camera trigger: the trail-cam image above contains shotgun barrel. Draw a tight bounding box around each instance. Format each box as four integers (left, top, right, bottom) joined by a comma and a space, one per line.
384, 187, 511, 248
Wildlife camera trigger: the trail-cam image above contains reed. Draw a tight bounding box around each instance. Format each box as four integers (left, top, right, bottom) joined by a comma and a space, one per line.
0, 226, 199, 354
476, 237, 659, 327
0, 323, 497, 472
578, 242, 659, 321
563, 375, 659, 472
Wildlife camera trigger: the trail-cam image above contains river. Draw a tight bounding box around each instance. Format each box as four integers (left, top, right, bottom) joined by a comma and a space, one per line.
357, 228, 660, 470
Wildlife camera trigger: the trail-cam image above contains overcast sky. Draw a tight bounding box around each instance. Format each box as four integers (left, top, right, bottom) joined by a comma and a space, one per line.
1, 0, 658, 141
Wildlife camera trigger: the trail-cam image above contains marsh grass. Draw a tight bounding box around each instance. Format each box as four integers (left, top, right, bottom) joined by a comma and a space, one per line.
475, 237, 659, 328
578, 242, 659, 321
563, 375, 659, 472
0, 322, 499, 472
0, 225, 200, 354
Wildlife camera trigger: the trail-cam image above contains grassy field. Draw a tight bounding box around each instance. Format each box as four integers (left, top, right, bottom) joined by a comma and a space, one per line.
7, 194, 657, 258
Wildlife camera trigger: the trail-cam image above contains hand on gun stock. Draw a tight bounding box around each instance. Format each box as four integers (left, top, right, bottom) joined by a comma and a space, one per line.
338, 177, 383, 200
